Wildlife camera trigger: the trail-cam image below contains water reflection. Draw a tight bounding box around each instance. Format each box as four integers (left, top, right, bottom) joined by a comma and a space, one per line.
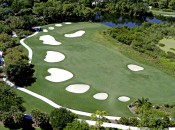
100, 14, 172, 27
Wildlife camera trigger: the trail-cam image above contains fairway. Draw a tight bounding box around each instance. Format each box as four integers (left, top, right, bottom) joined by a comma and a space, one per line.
21, 22, 175, 117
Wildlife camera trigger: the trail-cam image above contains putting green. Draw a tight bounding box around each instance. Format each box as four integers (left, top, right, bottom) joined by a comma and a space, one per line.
19, 22, 175, 117
159, 38, 175, 53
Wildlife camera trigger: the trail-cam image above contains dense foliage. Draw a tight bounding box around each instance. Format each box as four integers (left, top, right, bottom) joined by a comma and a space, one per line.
50, 108, 78, 130
105, 22, 175, 77
106, 23, 175, 57
148, 0, 175, 10
5, 61, 35, 87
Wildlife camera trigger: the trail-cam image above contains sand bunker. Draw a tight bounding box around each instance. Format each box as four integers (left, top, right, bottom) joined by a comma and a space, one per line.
44, 51, 65, 63
64, 30, 85, 38
93, 93, 108, 100
39, 35, 61, 45
65, 22, 72, 24
127, 64, 144, 71
43, 29, 48, 32
48, 27, 54, 30
118, 96, 130, 102
66, 84, 90, 94
45, 68, 73, 82
55, 24, 62, 27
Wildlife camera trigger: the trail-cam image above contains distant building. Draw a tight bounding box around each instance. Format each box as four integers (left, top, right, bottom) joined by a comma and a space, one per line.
92, 0, 104, 6
0, 51, 4, 68
12, 31, 17, 38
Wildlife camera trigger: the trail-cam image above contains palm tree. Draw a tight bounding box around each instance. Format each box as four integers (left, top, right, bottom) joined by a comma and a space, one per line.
133, 97, 152, 108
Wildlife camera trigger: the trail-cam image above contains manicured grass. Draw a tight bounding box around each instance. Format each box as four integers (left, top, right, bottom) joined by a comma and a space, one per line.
14, 88, 54, 114
150, 9, 175, 17
159, 38, 175, 53
19, 22, 175, 117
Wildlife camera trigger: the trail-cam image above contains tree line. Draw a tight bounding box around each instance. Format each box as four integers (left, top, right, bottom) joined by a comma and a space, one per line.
1, 83, 175, 129
0, 83, 116, 130
148, 0, 175, 11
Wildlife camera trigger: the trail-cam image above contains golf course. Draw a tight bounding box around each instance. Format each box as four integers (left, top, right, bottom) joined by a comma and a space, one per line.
16, 22, 175, 117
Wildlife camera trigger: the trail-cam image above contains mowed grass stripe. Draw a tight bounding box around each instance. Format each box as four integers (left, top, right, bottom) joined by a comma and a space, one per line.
21, 22, 175, 117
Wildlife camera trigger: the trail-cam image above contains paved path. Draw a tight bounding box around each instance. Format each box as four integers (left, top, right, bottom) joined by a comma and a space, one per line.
20, 32, 39, 63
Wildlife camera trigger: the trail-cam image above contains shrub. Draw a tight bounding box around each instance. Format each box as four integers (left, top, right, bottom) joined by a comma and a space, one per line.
117, 117, 139, 126
166, 51, 175, 59
162, 9, 173, 12
164, 104, 170, 108
170, 48, 175, 51
159, 43, 165, 47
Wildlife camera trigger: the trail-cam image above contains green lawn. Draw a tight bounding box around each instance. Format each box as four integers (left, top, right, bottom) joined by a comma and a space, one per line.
159, 38, 175, 53
150, 9, 175, 17
17, 22, 175, 117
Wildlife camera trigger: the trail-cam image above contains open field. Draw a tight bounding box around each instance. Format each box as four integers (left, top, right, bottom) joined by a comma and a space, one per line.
159, 38, 175, 53
17, 22, 175, 117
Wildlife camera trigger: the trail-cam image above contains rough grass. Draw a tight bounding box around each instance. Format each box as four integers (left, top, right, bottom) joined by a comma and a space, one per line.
159, 38, 175, 53
18, 22, 175, 117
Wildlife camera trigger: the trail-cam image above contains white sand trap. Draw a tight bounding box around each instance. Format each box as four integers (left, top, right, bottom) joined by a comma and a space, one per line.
48, 27, 54, 30
93, 93, 108, 100
66, 84, 90, 94
127, 64, 144, 71
118, 96, 130, 102
55, 24, 62, 27
45, 68, 73, 82
64, 30, 85, 38
44, 51, 65, 63
43, 29, 48, 32
65, 22, 72, 24
39, 35, 61, 45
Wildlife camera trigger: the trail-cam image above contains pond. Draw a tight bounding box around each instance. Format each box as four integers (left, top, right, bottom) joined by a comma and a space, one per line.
99, 14, 174, 27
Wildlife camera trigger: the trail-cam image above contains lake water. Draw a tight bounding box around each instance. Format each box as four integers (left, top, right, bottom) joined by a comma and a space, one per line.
100, 15, 171, 27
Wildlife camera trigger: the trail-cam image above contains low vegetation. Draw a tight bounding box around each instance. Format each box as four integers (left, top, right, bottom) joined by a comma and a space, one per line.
117, 97, 175, 129
105, 22, 175, 77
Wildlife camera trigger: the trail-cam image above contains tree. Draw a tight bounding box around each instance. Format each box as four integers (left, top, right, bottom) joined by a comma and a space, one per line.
138, 108, 170, 129
90, 110, 108, 129
11, 0, 33, 13
0, 84, 25, 113
31, 109, 51, 130
169, 0, 175, 10
133, 97, 152, 108
64, 120, 90, 130
50, 108, 78, 130
5, 61, 36, 87
1, 109, 24, 129
159, 0, 169, 9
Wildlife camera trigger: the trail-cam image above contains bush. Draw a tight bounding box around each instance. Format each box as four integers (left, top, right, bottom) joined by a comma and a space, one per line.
162, 9, 173, 12
170, 48, 175, 51
15, 29, 32, 38
166, 51, 175, 59
117, 117, 139, 126
164, 104, 170, 108
159, 43, 165, 47
152, 8, 160, 11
